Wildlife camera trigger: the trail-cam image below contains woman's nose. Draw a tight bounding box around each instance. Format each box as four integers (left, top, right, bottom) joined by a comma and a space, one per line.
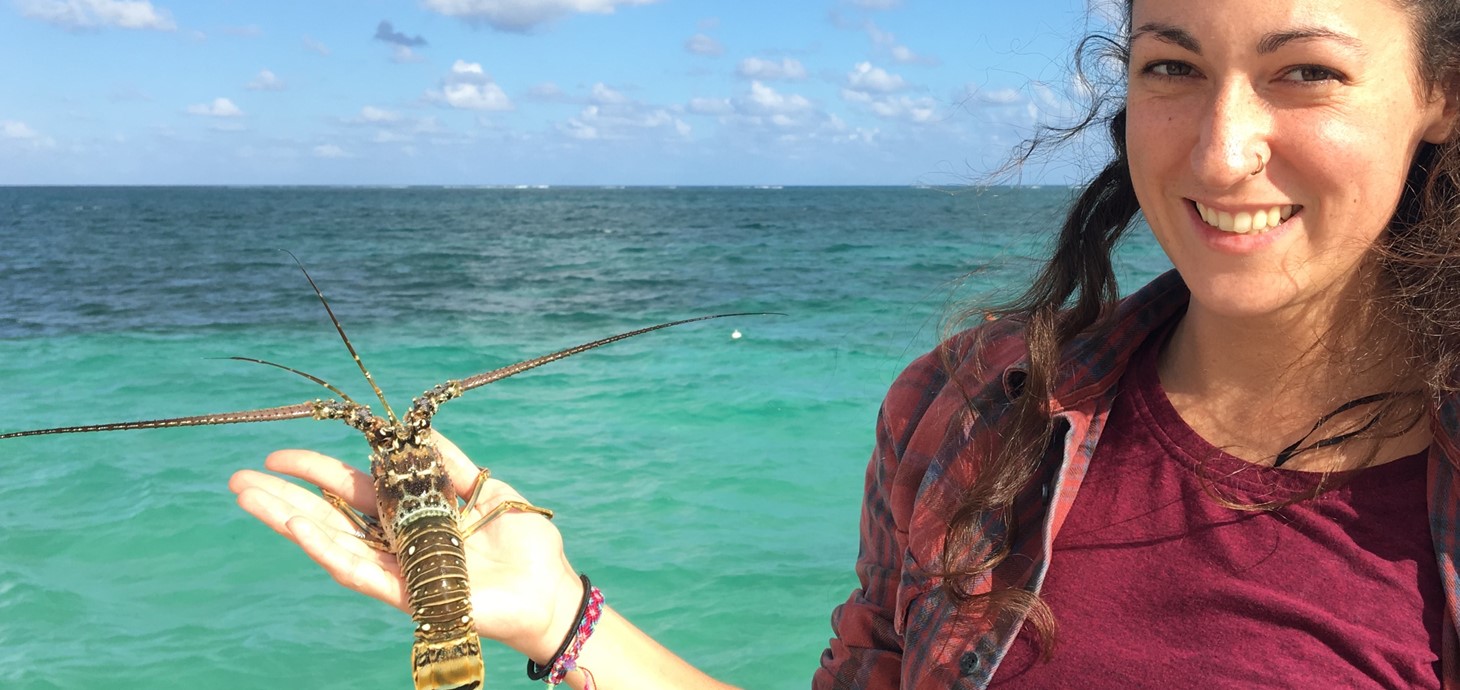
1191, 82, 1273, 186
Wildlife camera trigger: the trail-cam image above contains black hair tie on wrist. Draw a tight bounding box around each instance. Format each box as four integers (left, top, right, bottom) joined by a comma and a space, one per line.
526, 573, 592, 681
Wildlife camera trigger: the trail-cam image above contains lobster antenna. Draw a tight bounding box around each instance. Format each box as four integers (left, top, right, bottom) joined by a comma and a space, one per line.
283, 251, 399, 425
218, 356, 359, 405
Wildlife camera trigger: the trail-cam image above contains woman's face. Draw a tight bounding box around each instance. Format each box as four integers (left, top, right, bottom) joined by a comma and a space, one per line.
1126, 0, 1454, 323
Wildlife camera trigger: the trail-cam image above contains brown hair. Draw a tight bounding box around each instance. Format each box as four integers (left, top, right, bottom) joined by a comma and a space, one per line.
939, 0, 1460, 655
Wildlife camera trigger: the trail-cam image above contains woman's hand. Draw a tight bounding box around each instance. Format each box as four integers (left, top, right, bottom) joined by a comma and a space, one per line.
228, 431, 585, 662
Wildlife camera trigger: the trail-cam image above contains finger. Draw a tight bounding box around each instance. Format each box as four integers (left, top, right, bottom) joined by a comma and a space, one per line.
287, 517, 410, 612
424, 430, 485, 499
235, 483, 307, 545
232, 469, 365, 535
265, 449, 380, 515
237, 478, 404, 579
424, 432, 549, 522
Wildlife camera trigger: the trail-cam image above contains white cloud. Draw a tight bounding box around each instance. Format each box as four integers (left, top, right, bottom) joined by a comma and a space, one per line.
341, 107, 449, 148
444, 82, 511, 110
430, 60, 513, 111
302, 35, 330, 56
687, 97, 732, 115
246, 69, 284, 91
186, 97, 243, 117
555, 104, 689, 142
846, 62, 905, 93
17, 0, 175, 30
528, 82, 570, 101
737, 57, 807, 81
685, 33, 722, 57
590, 83, 629, 105
560, 114, 599, 141
313, 144, 348, 158
841, 64, 945, 125
1, 120, 56, 147
452, 60, 486, 76
841, 67, 940, 124
742, 81, 813, 115
421, 0, 659, 33
358, 106, 401, 123
971, 87, 1023, 106
391, 45, 425, 63
866, 95, 938, 123
862, 19, 936, 65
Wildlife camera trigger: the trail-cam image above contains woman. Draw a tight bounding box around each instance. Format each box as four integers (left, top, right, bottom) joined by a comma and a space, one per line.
230, 0, 1460, 687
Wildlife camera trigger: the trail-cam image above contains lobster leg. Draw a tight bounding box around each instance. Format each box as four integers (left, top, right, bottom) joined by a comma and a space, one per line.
322, 489, 392, 551
459, 468, 553, 536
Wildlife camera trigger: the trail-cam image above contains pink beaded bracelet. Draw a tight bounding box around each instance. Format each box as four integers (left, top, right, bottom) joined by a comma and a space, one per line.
526, 574, 605, 688
546, 585, 604, 687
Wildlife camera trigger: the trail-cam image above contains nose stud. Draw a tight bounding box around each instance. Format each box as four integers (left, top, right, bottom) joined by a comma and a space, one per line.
1250, 153, 1266, 176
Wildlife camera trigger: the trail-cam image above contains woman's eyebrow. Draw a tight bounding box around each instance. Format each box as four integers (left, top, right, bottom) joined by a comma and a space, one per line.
1256, 27, 1366, 55
1131, 22, 1199, 53
1130, 22, 1366, 56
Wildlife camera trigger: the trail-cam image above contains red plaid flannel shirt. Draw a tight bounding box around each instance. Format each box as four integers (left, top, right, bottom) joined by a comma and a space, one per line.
813, 271, 1460, 689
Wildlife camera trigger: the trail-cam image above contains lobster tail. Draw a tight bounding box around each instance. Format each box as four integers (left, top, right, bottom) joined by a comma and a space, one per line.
393, 507, 483, 690
412, 633, 484, 690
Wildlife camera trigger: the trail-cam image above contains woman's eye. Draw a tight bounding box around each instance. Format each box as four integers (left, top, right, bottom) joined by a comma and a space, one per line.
1280, 65, 1342, 83
1145, 61, 1195, 78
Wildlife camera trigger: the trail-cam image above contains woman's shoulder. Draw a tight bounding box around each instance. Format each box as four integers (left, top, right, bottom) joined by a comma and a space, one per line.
878, 315, 1031, 441
892, 316, 1029, 398
882, 271, 1191, 435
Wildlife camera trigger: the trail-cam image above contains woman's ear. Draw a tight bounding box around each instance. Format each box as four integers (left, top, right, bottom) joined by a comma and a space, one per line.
1423, 78, 1460, 144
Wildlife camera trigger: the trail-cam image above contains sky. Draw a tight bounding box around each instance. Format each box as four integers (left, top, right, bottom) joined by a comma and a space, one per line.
0, 0, 1113, 186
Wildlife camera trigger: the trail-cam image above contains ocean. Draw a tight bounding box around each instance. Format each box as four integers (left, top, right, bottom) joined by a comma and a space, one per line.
0, 186, 1172, 689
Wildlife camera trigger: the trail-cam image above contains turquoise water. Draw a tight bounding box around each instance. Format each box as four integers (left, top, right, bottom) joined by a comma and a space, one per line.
0, 186, 1170, 689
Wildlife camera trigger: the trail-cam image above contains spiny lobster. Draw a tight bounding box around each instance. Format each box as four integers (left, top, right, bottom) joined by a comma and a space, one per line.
0, 257, 762, 689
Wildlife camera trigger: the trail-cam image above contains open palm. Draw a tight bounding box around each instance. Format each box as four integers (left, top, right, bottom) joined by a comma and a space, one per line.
229, 431, 581, 660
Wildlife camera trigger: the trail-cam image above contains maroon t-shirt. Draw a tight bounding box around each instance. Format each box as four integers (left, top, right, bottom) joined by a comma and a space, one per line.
992, 328, 1443, 688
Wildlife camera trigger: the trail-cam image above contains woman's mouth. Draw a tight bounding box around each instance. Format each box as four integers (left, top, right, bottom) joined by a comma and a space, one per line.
1191, 201, 1300, 235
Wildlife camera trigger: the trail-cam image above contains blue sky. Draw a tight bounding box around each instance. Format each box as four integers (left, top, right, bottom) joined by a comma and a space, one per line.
1, 0, 1108, 185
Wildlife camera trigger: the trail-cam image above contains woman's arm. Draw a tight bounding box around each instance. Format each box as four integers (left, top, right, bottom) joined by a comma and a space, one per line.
812, 403, 908, 690
228, 431, 739, 690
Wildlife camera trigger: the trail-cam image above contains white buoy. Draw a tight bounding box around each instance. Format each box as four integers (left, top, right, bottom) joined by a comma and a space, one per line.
731, 329, 742, 340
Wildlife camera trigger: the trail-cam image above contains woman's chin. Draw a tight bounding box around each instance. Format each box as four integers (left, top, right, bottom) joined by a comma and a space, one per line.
1177, 271, 1313, 322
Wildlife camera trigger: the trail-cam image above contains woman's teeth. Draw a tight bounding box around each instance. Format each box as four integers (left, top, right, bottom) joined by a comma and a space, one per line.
1193, 201, 1297, 234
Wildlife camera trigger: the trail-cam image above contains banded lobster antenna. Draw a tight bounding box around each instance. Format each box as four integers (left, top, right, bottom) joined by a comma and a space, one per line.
283, 251, 399, 425
453, 312, 782, 393
0, 402, 321, 440
221, 356, 359, 405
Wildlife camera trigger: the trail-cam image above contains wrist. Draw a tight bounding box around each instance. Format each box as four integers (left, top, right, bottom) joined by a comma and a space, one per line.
528, 574, 605, 685
527, 571, 590, 664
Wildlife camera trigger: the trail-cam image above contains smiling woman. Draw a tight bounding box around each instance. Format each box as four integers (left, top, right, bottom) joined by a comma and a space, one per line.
228, 0, 1460, 688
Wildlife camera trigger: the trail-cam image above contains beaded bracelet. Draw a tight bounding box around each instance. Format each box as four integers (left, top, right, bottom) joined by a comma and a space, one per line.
546, 585, 604, 686
527, 573, 604, 687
